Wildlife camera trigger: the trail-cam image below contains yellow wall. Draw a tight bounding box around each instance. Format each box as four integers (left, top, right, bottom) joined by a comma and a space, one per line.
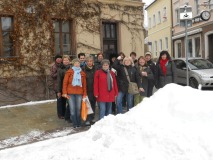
147, 0, 172, 58
77, 0, 145, 57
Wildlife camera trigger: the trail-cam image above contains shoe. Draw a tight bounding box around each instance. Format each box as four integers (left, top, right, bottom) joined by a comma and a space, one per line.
85, 121, 90, 126
58, 116, 64, 119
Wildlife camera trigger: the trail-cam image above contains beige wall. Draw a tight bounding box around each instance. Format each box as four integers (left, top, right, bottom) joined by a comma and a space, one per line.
147, 0, 173, 58
77, 0, 145, 57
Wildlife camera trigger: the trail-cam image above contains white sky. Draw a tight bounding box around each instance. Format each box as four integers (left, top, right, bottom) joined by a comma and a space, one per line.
0, 84, 213, 160
143, 0, 155, 28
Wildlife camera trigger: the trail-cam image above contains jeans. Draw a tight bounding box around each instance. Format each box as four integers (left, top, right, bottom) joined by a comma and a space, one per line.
56, 92, 66, 118
116, 92, 133, 114
67, 94, 82, 127
99, 102, 112, 120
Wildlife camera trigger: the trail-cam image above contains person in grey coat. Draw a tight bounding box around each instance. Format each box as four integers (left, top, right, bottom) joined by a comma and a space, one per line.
137, 56, 154, 97
155, 50, 177, 89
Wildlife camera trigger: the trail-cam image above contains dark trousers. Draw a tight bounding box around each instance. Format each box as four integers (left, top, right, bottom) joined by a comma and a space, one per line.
147, 81, 155, 97
87, 93, 97, 122
56, 92, 66, 118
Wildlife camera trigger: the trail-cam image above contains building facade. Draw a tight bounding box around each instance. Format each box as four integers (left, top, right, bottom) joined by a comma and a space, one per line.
146, 0, 173, 59
172, 0, 213, 62
0, 0, 145, 106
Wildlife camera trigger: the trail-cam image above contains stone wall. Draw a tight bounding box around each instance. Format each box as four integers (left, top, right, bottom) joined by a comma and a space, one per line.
0, 0, 144, 106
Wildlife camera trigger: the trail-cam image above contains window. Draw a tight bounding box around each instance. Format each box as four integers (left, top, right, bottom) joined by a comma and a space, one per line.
188, 39, 193, 57
153, 15, 156, 26
175, 9, 180, 25
187, 35, 201, 57
158, 11, 161, 24
53, 19, 72, 55
195, 37, 200, 57
165, 37, 168, 50
102, 22, 118, 60
175, 40, 182, 58
159, 39, 162, 51
154, 41, 157, 56
0, 16, 14, 57
194, 0, 199, 15
210, 0, 213, 10
148, 17, 151, 28
163, 7, 167, 21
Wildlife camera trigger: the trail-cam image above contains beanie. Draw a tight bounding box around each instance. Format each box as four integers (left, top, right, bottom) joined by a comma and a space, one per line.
55, 54, 62, 61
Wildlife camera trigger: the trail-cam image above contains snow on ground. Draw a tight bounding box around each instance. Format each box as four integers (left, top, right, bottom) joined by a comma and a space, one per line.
0, 99, 56, 109
0, 128, 77, 150
0, 84, 213, 160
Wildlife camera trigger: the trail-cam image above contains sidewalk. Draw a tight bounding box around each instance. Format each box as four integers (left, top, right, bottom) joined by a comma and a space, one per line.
0, 101, 72, 141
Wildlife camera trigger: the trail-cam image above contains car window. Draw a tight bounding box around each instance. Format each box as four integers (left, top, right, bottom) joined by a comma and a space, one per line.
188, 59, 213, 70
174, 60, 186, 69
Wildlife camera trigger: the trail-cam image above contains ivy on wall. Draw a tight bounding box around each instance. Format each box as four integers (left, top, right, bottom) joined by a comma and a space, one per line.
0, 0, 144, 105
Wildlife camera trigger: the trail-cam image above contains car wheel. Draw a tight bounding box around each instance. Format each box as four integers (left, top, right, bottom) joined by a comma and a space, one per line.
189, 78, 198, 89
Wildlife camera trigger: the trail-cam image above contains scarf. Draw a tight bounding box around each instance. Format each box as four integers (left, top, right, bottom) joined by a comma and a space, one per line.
160, 58, 169, 76
102, 69, 113, 91
72, 66, 82, 87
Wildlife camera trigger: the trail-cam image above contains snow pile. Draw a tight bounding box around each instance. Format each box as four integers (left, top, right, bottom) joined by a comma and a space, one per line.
0, 84, 213, 160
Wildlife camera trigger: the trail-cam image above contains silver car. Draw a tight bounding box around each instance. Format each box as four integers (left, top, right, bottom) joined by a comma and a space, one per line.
173, 58, 213, 89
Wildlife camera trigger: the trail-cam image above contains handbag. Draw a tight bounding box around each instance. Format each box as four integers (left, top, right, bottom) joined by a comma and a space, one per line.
124, 67, 139, 95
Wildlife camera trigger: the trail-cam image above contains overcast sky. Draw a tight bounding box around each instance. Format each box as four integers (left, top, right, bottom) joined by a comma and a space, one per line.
143, 0, 155, 28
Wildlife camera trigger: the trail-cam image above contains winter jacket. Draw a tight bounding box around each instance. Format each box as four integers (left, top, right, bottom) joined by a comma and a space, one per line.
82, 65, 97, 94
146, 60, 156, 83
155, 60, 177, 89
62, 69, 87, 96
94, 69, 118, 102
112, 59, 141, 93
94, 61, 102, 70
137, 65, 154, 97
51, 62, 61, 92
57, 64, 71, 93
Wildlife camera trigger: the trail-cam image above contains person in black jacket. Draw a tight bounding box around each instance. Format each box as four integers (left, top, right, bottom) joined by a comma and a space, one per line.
155, 50, 177, 89
145, 52, 156, 97
94, 52, 104, 70
112, 56, 144, 114
82, 56, 98, 125
57, 55, 71, 121
137, 56, 154, 97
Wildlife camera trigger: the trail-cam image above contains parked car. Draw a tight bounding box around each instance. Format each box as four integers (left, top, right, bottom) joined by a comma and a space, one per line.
173, 58, 213, 89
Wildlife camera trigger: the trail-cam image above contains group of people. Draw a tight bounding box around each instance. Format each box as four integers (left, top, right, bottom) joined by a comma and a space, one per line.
51, 50, 176, 128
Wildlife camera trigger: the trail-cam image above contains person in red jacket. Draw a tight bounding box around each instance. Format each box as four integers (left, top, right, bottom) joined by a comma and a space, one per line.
94, 59, 118, 120
62, 58, 87, 128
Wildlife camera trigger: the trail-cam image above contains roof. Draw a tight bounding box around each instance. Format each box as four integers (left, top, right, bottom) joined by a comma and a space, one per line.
145, 0, 157, 10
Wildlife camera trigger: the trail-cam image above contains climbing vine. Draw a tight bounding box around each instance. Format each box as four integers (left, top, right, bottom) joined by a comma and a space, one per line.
0, 0, 144, 105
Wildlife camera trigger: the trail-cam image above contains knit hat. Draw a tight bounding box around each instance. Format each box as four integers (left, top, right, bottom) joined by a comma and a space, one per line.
54, 54, 62, 61
101, 59, 110, 66
72, 58, 80, 64
145, 52, 152, 56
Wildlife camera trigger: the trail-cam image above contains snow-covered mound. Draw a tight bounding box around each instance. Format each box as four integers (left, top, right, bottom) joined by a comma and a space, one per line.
0, 84, 213, 160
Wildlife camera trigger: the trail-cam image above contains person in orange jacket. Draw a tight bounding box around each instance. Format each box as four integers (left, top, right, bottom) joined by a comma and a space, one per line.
62, 58, 87, 128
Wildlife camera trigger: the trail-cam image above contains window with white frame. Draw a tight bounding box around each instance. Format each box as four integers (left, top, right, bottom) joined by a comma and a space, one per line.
153, 14, 156, 26
159, 39, 162, 51
175, 9, 180, 25
175, 40, 182, 58
187, 35, 201, 57
194, 0, 199, 15
165, 37, 168, 50
148, 17, 151, 28
210, 0, 213, 9
158, 11, 161, 24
